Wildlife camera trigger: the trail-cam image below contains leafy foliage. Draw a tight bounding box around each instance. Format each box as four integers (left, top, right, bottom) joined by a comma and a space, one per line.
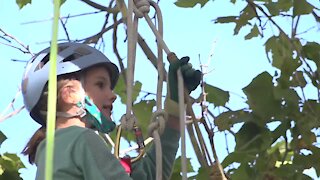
178, 0, 320, 178
204, 83, 229, 106
114, 71, 142, 105
0, 131, 25, 180
170, 156, 194, 179
174, 0, 209, 8
16, 0, 31, 9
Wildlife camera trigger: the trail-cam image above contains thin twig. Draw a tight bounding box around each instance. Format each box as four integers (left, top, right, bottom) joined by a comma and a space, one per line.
60, 16, 71, 41
22, 11, 103, 25
0, 28, 34, 55
0, 106, 25, 122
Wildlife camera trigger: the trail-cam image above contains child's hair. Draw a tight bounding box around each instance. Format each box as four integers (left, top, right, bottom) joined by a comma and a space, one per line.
22, 73, 81, 164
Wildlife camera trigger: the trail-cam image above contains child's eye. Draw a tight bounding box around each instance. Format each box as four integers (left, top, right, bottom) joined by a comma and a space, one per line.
96, 82, 105, 89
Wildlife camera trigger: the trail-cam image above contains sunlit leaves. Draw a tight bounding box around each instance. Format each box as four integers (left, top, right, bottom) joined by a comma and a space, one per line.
0, 153, 25, 180
174, 0, 209, 8
204, 83, 229, 107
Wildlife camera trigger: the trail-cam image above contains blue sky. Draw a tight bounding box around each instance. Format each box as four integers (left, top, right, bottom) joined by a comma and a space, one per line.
0, 0, 319, 179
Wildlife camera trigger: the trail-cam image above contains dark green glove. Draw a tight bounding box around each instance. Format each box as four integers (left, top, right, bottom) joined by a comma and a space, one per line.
168, 56, 202, 103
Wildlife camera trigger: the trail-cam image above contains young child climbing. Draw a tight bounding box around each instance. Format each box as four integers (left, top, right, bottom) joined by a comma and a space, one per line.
21, 42, 201, 180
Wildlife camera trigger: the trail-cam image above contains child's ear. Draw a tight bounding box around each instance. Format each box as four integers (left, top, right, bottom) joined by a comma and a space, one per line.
59, 86, 77, 105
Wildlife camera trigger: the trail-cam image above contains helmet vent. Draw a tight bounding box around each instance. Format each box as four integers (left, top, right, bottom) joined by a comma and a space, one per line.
33, 45, 68, 72
62, 47, 92, 62
62, 53, 83, 62
34, 53, 50, 72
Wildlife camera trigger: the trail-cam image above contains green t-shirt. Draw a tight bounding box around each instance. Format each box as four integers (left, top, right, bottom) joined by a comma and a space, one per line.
35, 126, 180, 180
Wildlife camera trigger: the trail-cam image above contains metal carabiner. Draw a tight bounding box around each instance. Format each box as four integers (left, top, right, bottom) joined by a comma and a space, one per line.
114, 124, 145, 163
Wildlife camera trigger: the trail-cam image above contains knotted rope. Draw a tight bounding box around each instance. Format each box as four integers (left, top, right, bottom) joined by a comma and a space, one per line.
121, 0, 189, 179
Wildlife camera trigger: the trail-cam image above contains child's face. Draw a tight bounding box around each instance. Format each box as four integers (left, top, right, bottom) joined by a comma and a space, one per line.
83, 66, 117, 118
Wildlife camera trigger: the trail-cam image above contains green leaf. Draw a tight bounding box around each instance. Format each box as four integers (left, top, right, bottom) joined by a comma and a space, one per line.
174, 0, 209, 8
265, 33, 301, 76
273, 86, 300, 117
16, 0, 31, 9
271, 120, 290, 143
132, 100, 155, 135
290, 71, 307, 88
196, 166, 211, 180
243, 72, 281, 120
235, 122, 272, 152
61, 0, 67, 6
170, 156, 194, 179
277, 1, 293, 12
114, 71, 142, 104
234, 4, 255, 35
121, 100, 155, 142
293, 0, 314, 17
0, 131, 7, 147
0, 153, 25, 180
204, 83, 229, 106
221, 151, 253, 167
214, 110, 253, 131
265, 2, 280, 16
244, 24, 260, 40
214, 16, 237, 24
302, 42, 320, 69
229, 163, 253, 180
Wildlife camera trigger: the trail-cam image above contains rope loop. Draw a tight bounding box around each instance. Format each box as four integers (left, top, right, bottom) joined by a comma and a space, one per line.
133, 0, 150, 18
120, 113, 137, 131
148, 110, 167, 136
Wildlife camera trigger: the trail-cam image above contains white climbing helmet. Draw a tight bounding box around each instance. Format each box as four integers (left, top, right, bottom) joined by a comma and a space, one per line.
21, 42, 119, 124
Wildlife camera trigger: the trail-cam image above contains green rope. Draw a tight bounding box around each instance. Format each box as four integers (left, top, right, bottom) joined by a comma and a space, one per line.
45, 0, 60, 180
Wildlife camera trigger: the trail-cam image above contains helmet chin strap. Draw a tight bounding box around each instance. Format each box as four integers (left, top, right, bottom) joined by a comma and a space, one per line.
40, 101, 87, 119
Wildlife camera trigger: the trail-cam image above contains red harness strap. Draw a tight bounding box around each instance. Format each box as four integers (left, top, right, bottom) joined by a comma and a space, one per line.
120, 155, 132, 175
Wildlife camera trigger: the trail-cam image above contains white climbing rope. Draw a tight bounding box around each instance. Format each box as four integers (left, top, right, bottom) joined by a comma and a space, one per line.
123, 0, 166, 180
123, 0, 189, 179
178, 70, 187, 180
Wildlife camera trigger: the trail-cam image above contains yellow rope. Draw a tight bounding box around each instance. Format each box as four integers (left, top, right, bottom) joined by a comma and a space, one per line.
45, 0, 60, 179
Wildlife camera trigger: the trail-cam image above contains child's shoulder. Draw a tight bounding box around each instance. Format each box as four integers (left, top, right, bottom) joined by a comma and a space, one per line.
56, 126, 96, 138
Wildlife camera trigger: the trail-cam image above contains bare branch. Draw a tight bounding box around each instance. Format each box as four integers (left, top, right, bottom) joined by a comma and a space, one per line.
0, 106, 25, 122
80, 0, 119, 13
60, 16, 71, 41
22, 11, 103, 25
0, 28, 34, 55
